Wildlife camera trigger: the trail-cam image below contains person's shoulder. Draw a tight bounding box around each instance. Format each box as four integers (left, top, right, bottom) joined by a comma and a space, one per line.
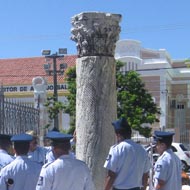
42, 161, 54, 168
129, 140, 147, 151
72, 158, 85, 165
113, 140, 135, 150
0, 162, 11, 172
137, 143, 148, 152
155, 153, 170, 166
0, 158, 17, 172
73, 159, 91, 172
110, 143, 118, 150
0, 152, 15, 160
161, 150, 173, 161
72, 158, 89, 168
182, 185, 190, 190
107, 143, 119, 153
36, 146, 49, 152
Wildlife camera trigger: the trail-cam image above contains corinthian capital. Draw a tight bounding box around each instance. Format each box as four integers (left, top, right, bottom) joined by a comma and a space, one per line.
71, 12, 121, 57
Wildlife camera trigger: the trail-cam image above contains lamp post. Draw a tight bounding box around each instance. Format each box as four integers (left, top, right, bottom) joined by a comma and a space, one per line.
42, 48, 67, 130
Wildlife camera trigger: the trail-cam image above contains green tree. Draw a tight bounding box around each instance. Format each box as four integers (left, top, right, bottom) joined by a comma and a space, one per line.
62, 66, 76, 133
44, 95, 65, 129
45, 61, 159, 137
44, 66, 76, 134
116, 60, 160, 137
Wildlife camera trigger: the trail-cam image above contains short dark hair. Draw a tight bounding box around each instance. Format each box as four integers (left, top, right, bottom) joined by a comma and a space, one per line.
0, 139, 12, 150
51, 141, 71, 152
115, 127, 132, 139
13, 141, 30, 155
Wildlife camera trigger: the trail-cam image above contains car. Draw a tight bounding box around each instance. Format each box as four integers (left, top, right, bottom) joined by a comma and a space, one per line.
171, 142, 190, 171
144, 142, 190, 171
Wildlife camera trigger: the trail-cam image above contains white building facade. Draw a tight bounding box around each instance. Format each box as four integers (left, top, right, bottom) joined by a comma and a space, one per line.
115, 39, 190, 144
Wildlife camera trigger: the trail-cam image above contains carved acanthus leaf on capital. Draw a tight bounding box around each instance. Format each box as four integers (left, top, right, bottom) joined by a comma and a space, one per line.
71, 12, 121, 57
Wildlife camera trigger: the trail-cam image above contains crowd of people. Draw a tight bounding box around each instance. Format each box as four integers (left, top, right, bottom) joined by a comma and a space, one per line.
0, 118, 189, 190
0, 129, 94, 190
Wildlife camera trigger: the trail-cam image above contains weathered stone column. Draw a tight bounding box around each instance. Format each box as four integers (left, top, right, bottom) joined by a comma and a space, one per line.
71, 12, 121, 189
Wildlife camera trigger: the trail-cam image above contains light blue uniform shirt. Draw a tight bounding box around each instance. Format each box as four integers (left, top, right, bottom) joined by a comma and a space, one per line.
0, 149, 14, 170
104, 139, 151, 189
36, 154, 95, 190
28, 146, 50, 165
45, 148, 75, 163
0, 155, 41, 190
153, 149, 182, 190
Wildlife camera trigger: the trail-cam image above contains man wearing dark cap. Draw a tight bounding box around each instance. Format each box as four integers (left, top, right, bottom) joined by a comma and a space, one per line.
104, 118, 151, 190
0, 133, 41, 190
153, 131, 182, 190
44, 129, 75, 163
36, 131, 95, 190
0, 134, 14, 170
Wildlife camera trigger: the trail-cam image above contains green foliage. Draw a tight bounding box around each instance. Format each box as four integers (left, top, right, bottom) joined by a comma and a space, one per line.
184, 58, 190, 67
116, 60, 160, 137
45, 61, 160, 137
44, 67, 76, 130
62, 67, 76, 128
44, 95, 65, 129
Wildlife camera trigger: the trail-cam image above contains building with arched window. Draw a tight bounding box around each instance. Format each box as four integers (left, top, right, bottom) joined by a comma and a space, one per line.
115, 39, 190, 144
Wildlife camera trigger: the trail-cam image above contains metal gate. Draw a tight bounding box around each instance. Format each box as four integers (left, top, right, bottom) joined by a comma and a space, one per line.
174, 102, 190, 149
0, 85, 40, 135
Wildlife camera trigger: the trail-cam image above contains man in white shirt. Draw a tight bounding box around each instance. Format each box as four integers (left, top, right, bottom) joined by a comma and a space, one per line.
0, 134, 14, 170
0, 133, 41, 190
153, 131, 182, 190
36, 131, 95, 190
104, 118, 150, 190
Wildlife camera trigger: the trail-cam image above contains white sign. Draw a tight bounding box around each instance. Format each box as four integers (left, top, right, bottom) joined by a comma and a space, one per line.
3, 84, 68, 93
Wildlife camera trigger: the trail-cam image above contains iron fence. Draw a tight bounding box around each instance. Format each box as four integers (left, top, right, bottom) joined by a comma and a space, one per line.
0, 86, 40, 135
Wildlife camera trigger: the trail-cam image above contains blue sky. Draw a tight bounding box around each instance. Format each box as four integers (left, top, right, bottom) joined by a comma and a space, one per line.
0, 0, 190, 60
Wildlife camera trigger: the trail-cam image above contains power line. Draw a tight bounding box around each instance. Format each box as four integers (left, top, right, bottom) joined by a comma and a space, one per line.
0, 23, 189, 42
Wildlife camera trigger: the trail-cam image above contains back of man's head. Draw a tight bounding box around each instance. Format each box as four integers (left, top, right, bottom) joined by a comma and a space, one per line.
112, 118, 132, 139
0, 134, 12, 151
13, 141, 30, 155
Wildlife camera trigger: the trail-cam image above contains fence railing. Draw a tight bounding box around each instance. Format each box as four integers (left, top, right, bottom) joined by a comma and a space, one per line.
0, 86, 40, 135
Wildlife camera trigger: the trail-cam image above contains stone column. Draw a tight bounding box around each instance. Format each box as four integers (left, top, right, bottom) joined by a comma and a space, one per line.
71, 12, 121, 189
32, 76, 48, 145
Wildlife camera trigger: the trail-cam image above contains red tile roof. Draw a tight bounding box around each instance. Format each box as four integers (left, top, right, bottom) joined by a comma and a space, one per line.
0, 55, 77, 86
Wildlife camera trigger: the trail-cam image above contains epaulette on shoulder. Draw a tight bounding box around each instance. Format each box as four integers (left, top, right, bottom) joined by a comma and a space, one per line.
42, 162, 53, 168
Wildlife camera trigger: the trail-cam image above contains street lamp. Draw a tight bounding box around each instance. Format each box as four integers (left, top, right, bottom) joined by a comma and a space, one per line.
42, 48, 67, 130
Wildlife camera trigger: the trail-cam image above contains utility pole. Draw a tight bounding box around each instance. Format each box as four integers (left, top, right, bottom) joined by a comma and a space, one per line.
42, 49, 67, 130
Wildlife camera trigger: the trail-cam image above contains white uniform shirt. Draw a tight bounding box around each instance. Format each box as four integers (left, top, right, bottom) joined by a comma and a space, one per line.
0, 149, 14, 170
104, 139, 151, 189
153, 149, 182, 190
182, 185, 190, 190
45, 149, 55, 163
0, 155, 41, 190
36, 154, 95, 190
